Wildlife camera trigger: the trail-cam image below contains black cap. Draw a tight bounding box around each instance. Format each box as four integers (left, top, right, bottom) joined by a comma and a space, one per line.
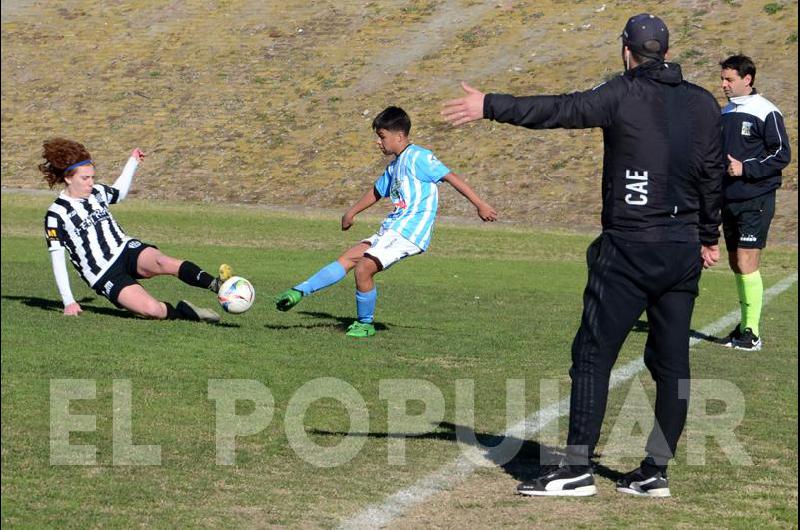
621, 13, 669, 59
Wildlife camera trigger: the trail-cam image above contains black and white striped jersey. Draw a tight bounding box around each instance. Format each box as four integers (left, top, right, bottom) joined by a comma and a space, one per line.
44, 184, 131, 287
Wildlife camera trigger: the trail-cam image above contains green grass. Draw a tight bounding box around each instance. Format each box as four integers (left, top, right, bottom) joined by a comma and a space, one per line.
1, 192, 797, 528
763, 3, 785, 15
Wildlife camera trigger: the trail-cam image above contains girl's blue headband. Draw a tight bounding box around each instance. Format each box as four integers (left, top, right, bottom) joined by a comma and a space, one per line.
64, 160, 93, 173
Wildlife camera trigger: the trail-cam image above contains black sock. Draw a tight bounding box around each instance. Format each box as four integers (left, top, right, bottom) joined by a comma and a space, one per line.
178, 261, 215, 289
164, 302, 180, 320
640, 456, 667, 476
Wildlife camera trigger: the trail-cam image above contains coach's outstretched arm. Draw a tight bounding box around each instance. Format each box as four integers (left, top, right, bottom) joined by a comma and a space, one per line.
441, 82, 487, 126
442, 81, 622, 130
112, 148, 145, 202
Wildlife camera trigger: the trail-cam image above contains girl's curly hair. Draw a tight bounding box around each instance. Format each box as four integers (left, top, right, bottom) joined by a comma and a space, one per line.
38, 138, 93, 188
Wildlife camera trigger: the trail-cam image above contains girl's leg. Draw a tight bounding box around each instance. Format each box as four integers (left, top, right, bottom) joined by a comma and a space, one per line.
116, 284, 219, 322
116, 284, 170, 319
136, 247, 219, 290
136, 247, 182, 278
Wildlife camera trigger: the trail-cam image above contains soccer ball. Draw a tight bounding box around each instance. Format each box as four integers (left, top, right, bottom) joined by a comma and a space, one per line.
218, 276, 255, 314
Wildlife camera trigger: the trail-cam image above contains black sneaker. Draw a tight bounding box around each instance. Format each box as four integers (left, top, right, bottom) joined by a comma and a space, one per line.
721, 324, 743, 347
732, 327, 762, 351
517, 464, 597, 497
616, 467, 670, 497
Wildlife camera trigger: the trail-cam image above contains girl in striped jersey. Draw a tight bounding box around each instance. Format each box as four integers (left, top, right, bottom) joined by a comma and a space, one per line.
40, 138, 229, 322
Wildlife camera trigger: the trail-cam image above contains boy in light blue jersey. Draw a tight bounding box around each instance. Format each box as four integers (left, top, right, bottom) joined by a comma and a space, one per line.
275, 106, 497, 337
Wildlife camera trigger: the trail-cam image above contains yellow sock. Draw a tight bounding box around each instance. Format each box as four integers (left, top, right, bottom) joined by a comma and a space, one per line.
740, 270, 763, 336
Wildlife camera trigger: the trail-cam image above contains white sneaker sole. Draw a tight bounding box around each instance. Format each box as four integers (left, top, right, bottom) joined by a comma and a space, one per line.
519, 485, 597, 497
733, 342, 762, 351
616, 486, 671, 497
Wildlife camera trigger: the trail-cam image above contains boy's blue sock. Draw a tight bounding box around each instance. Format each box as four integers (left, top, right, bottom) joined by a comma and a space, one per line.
294, 261, 346, 296
355, 287, 377, 324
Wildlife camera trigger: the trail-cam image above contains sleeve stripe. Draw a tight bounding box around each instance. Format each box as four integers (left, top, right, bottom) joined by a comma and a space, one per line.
743, 111, 784, 165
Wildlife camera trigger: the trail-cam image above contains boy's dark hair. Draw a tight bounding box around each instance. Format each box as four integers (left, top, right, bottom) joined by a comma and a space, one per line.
720, 55, 756, 86
372, 106, 411, 135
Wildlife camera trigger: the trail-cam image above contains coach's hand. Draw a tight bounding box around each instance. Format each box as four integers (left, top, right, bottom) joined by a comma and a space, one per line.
701, 244, 720, 269
341, 213, 355, 231
64, 302, 83, 316
442, 82, 486, 126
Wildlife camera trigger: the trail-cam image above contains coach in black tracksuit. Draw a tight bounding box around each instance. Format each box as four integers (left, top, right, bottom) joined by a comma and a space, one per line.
442, 14, 724, 497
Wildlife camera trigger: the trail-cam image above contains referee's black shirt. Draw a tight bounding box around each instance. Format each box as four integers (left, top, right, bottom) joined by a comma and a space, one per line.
484, 61, 724, 246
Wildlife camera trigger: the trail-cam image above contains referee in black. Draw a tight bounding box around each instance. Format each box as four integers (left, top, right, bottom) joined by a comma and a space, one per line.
442, 13, 724, 497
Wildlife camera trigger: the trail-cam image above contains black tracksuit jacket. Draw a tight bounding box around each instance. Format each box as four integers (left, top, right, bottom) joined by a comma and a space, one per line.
483, 61, 724, 245
721, 90, 790, 202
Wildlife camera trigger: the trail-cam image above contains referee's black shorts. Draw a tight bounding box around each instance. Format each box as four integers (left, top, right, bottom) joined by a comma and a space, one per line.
93, 239, 157, 307
722, 191, 776, 250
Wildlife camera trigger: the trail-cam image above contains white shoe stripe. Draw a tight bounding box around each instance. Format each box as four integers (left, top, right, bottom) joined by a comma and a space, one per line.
545, 474, 592, 491
523, 485, 597, 497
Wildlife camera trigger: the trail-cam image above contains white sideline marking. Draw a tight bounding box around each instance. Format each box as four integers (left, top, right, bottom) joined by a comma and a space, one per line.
339, 273, 798, 529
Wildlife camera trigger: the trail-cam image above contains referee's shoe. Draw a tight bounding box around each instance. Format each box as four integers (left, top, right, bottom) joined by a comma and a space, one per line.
721, 324, 762, 351
517, 464, 596, 497
720, 324, 743, 347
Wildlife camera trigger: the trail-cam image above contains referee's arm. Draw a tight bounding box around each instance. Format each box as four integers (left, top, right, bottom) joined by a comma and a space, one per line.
742, 111, 792, 180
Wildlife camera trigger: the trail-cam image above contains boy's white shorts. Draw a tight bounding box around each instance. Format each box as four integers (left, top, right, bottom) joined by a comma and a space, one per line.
362, 228, 422, 270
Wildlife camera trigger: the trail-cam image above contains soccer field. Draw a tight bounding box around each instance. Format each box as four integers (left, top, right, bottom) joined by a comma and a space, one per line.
1, 192, 797, 528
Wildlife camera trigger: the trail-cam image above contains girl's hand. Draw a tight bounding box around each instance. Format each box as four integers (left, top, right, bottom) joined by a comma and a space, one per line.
64, 302, 83, 316
131, 148, 146, 161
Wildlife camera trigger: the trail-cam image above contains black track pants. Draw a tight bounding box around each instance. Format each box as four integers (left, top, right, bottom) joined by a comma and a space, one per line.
565, 233, 702, 468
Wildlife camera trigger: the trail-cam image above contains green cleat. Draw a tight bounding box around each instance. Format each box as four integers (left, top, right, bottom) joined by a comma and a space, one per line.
346, 321, 376, 338
275, 288, 303, 311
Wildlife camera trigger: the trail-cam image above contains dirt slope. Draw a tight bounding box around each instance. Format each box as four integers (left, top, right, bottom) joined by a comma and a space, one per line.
2, 0, 796, 242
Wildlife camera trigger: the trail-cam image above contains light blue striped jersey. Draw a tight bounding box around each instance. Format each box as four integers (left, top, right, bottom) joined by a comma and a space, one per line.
374, 144, 450, 251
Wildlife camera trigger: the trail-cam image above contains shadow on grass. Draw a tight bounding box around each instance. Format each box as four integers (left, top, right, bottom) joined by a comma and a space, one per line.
2, 295, 135, 319
266, 310, 398, 331
2, 295, 240, 327
310, 421, 625, 483
264, 310, 438, 332
631, 319, 725, 344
